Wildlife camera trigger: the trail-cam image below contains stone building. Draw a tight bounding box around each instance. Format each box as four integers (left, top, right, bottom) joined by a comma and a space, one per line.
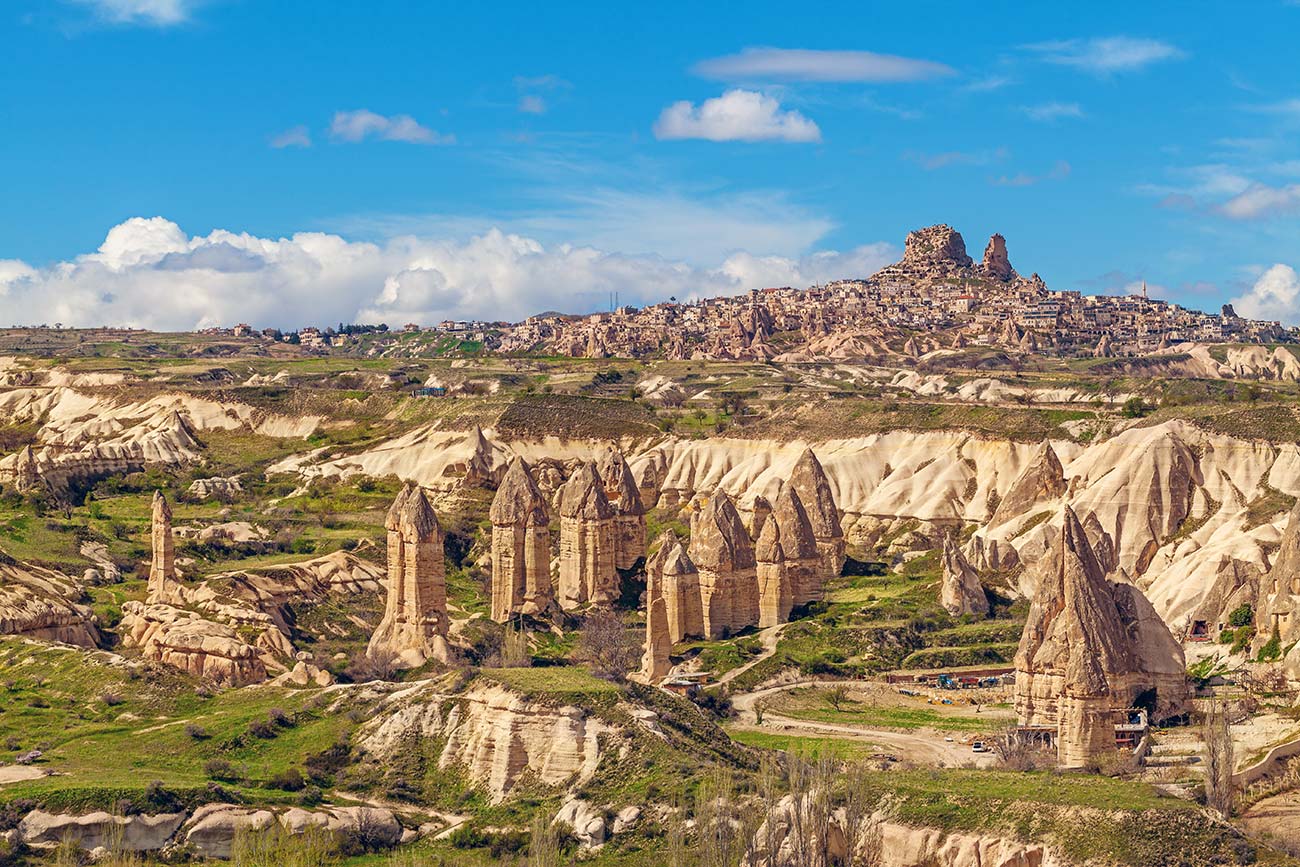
689, 492, 758, 639
557, 462, 618, 609
1015, 507, 1187, 767
489, 457, 552, 622
368, 484, 450, 667
789, 448, 845, 583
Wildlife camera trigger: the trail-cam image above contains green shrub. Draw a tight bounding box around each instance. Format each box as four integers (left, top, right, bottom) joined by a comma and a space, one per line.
1228, 605, 1253, 628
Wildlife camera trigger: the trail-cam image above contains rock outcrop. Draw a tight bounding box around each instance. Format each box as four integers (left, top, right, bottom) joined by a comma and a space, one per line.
557, 463, 618, 609
940, 536, 989, 618
646, 531, 703, 643
979, 233, 1016, 282
119, 601, 267, 686
988, 441, 1066, 529
1015, 507, 1188, 767
489, 457, 552, 622
689, 492, 759, 639
772, 485, 823, 607
641, 593, 672, 682
598, 449, 647, 570
147, 490, 178, 604
367, 484, 450, 668
0, 556, 100, 647
1257, 500, 1300, 649
789, 448, 845, 582
187, 476, 242, 501
755, 515, 791, 628
18, 810, 187, 852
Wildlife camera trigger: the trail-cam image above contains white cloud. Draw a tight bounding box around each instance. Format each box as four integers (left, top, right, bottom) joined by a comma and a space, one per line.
329, 110, 453, 145
0, 216, 890, 330
1218, 183, 1300, 219
991, 160, 1072, 187
1229, 264, 1300, 323
1023, 36, 1184, 75
70, 0, 194, 26
1021, 102, 1085, 122
270, 125, 312, 148
518, 95, 546, 115
653, 90, 821, 143
693, 47, 954, 83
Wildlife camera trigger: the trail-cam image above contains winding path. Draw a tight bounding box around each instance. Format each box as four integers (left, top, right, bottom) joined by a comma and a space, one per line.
715, 623, 788, 686
728, 679, 997, 767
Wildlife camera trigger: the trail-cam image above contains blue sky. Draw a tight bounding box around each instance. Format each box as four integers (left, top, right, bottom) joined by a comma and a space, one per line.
3, 0, 1300, 329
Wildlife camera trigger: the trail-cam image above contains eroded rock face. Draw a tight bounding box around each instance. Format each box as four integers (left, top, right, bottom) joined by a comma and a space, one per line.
689, 492, 758, 639
119, 601, 267, 687
147, 490, 178, 604
989, 441, 1066, 529
789, 448, 845, 579
490, 457, 552, 622
980, 233, 1016, 282
1257, 500, 1300, 649
598, 449, 648, 570
901, 224, 973, 272
558, 463, 618, 609
0, 557, 100, 648
367, 484, 449, 668
18, 810, 186, 852
183, 804, 401, 860
647, 531, 703, 643
641, 593, 672, 682
187, 476, 243, 501
941, 536, 989, 618
755, 515, 791, 628
773, 486, 823, 607
1015, 507, 1188, 767
359, 680, 616, 803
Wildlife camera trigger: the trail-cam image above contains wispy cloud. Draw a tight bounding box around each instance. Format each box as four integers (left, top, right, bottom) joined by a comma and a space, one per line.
1021, 101, 1085, 122
329, 110, 454, 145
693, 47, 954, 83
1218, 183, 1300, 219
904, 147, 1008, 170
518, 96, 547, 115
1023, 36, 1184, 75
961, 75, 1014, 93
513, 74, 571, 116
269, 125, 312, 149
991, 160, 1072, 187
1250, 97, 1300, 117
68, 0, 196, 26
653, 89, 821, 143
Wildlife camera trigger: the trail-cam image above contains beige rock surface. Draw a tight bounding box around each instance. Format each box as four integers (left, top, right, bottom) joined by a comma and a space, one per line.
646, 531, 703, 643
755, 516, 791, 628
489, 456, 552, 621
119, 601, 267, 686
988, 440, 1066, 529
940, 535, 989, 618
0, 556, 100, 647
368, 484, 450, 668
772, 485, 823, 606
557, 463, 618, 609
788, 448, 845, 579
641, 594, 672, 682
147, 490, 178, 603
598, 449, 647, 570
689, 492, 759, 639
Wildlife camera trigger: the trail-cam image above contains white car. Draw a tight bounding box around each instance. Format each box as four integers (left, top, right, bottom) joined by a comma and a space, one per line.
971, 741, 988, 753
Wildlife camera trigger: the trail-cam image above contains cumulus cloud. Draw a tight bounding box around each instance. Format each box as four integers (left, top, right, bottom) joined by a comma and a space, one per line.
1023, 36, 1184, 75
1217, 183, 1300, 219
1229, 264, 1300, 323
270, 125, 312, 148
692, 47, 953, 82
70, 0, 194, 26
329, 110, 453, 145
0, 216, 892, 331
1021, 102, 1085, 122
654, 90, 820, 143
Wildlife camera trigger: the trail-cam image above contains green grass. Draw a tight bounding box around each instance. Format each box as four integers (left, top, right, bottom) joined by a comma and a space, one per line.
725, 728, 881, 758
480, 665, 622, 698
766, 687, 1005, 733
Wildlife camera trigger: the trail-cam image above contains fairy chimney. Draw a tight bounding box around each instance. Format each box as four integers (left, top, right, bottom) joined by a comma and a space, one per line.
689, 492, 759, 639
1015, 507, 1188, 768
755, 517, 792, 628
147, 491, 178, 603
598, 449, 648, 570
557, 462, 618, 609
489, 457, 552, 622
647, 531, 703, 643
749, 495, 772, 541
368, 484, 450, 667
641, 594, 672, 682
772, 486, 822, 606
940, 535, 989, 618
13, 445, 41, 493
789, 448, 845, 579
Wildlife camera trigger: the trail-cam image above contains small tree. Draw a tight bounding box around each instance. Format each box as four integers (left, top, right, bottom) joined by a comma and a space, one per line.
1203, 700, 1235, 816
1121, 396, 1148, 418
578, 610, 639, 680
825, 685, 850, 712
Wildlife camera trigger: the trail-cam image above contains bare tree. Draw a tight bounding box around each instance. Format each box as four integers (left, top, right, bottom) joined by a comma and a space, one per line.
825, 685, 850, 713
528, 813, 561, 867
841, 762, 881, 867
577, 609, 639, 680
1204, 700, 1236, 816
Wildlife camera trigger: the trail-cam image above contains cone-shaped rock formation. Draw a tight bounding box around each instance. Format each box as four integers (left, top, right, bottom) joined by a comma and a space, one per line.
990, 441, 1067, 528
557, 463, 618, 609
772, 486, 822, 607
647, 531, 703, 643
147, 491, 178, 603
368, 484, 449, 667
789, 448, 845, 580
641, 594, 672, 682
597, 449, 647, 571
489, 457, 552, 622
940, 535, 989, 618
689, 492, 758, 639
755, 516, 791, 628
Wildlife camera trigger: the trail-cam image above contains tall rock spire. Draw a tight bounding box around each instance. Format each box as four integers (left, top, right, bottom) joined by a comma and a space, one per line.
598, 449, 648, 571
557, 462, 618, 609
940, 535, 989, 618
489, 457, 552, 622
755, 515, 791, 628
689, 492, 758, 639
990, 440, 1066, 529
789, 448, 845, 581
772, 486, 821, 607
147, 490, 177, 603
646, 531, 703, 643
641, 595, 672, 683
368, 484, 450, 667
